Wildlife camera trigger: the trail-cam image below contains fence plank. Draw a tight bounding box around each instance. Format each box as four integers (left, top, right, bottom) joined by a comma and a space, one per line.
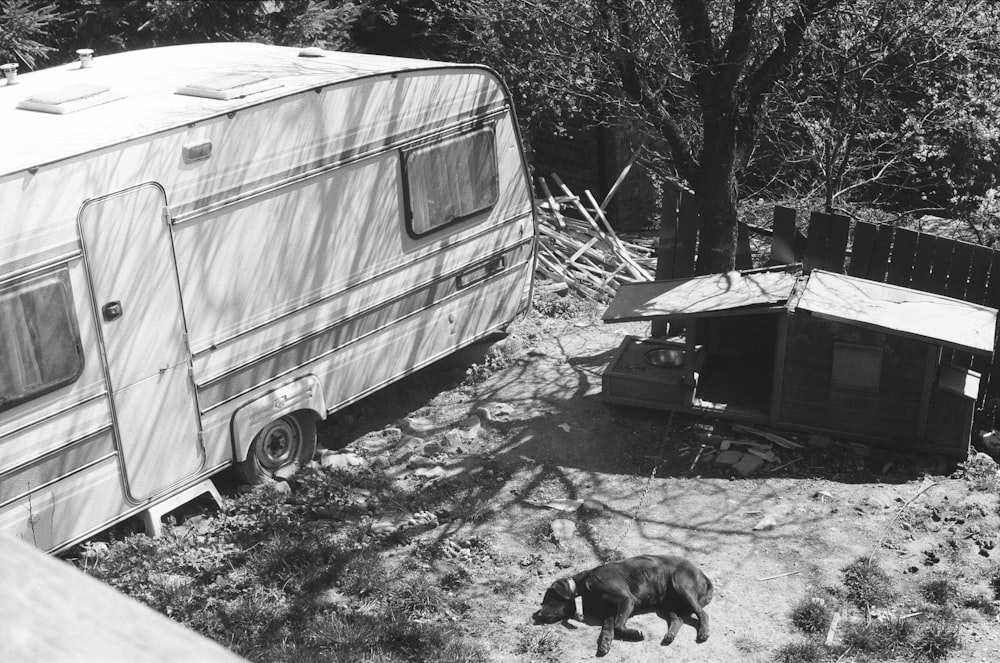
909, 232, 936, 292
656, 184, 680, 281
770, 206, 798, 265
965, 245, 994, 305
886, 227, 918, 287
823, 213, 851, 273
945, 243, 974, 301
805, 211, 830, 272
927, 235, 955, 296
848, 221, 876, 277
676, 190, 698, 278
868, 224, 895, 282
736, 221, 753, 270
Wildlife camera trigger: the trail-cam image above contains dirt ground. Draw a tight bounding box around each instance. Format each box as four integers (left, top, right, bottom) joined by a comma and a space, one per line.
321, 293, 1000, 663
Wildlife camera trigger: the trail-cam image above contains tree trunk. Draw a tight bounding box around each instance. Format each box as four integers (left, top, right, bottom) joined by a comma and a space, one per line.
693, 117, 739, 275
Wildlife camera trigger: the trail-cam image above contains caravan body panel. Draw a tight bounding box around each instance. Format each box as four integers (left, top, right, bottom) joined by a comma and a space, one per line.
1, 43, 535, 552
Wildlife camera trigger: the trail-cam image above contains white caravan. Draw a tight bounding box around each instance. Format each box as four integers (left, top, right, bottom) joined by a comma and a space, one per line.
0, 43, 535, 552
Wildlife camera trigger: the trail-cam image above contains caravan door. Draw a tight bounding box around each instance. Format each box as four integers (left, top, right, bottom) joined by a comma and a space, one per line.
79, 183, 204, 503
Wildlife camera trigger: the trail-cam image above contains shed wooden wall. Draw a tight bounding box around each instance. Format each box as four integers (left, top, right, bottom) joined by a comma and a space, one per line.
778, 315, 930, 443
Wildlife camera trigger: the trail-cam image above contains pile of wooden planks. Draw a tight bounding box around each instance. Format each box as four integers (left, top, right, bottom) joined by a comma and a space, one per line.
534, 174, 655, 300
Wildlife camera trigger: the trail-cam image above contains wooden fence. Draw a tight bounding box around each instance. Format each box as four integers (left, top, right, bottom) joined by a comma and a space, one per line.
770, 206, 1000, 415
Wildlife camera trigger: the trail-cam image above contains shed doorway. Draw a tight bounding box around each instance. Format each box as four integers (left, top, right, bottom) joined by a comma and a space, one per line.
690, 312, 780, 419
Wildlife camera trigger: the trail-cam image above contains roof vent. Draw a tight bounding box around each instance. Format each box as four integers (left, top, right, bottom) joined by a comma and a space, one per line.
298, 47, 325, 58
76, 48, 94, 68
17, 83, 124, 114
1, 63, 17, 85
176, 73, 282, 100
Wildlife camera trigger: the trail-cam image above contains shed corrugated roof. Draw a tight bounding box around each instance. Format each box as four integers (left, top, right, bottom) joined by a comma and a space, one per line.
792, 270, 997, 355
604, 268, 997, 355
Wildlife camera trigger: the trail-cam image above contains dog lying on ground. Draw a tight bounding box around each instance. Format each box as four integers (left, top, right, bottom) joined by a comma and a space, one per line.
531, 554, 713, 657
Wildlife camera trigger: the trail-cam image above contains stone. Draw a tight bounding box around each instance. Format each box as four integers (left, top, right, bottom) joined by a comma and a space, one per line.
550, 518, 577, 543
320, 452, 364, 470
408, 454, 437, 468
421, 441, 443, 456
458, 415, 482, 437
443, 430, 465, 447
402, 416, 435, 434
475, 402, 516, 424
807, 434, 831, 449
732, 453, 765, 477
752, 515, 777, 531
714, 450, 744, 467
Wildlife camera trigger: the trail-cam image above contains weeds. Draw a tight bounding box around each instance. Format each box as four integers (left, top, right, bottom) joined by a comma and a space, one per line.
515, 628, 564, 661
842, 617, 914, 658
772, 640, 828, 663
842, 557, 896, 610
464, 337, 522, 385
789, 596, 834, 635
920, 577, 957, 607
912, 620, 961, 661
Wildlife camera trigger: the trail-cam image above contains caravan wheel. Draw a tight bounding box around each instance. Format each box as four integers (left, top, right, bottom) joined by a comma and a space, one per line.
237, 413, 317, 484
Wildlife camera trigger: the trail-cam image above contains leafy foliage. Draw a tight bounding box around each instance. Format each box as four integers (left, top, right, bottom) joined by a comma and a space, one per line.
0, 0, 65, 68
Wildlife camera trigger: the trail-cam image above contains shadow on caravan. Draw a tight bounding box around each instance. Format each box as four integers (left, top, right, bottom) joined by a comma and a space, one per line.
0, 43, 536, 552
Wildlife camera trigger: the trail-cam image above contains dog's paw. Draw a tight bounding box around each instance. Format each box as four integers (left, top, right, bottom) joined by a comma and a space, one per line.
660, 634, 675, 647
696, 629, 709, 644
596, 642, 611, 657
617, 627, 644, 641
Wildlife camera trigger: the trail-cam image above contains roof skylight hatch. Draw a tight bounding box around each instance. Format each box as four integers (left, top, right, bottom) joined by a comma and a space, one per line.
176, 73, 283, 100
17, 83, 125, 114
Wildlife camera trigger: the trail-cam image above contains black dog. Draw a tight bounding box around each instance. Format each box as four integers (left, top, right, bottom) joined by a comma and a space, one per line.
532, 554, 713, 657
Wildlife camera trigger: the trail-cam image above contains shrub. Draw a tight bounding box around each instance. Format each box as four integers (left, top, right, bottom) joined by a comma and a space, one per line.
515, 628, 564, 661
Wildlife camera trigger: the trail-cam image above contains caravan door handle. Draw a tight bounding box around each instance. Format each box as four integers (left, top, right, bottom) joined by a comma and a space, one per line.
102, 301, 123, 322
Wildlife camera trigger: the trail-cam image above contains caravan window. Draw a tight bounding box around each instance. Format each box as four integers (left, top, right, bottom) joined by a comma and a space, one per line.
403, 127, 499, 237
0, 269, 84, 412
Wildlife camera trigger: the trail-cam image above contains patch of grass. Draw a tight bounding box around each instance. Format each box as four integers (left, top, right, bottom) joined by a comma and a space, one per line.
790, 596, 835, 635
772, 640, 828, 663
842, 557, 896, 609
990, 567, 1000, 600
515, 628, 564, 661
842, 617, 914, 658
912, 619, 961, 661
963, 592, 999, 616
532, 291, 587, 318
920, 577, 958, 607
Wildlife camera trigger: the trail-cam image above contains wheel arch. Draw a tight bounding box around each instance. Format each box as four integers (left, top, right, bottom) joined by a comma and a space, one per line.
230, 375, 327, 463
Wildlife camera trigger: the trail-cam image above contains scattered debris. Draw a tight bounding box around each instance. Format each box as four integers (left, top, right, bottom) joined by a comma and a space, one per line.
534, 174, 655, 300
557, 423, 572, 433
757, 569, 801, 581
733, 424, 804, 449
753, 514, 778, 531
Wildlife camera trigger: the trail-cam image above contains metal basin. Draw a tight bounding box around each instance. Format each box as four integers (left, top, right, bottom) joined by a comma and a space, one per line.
645, 347, 685, 368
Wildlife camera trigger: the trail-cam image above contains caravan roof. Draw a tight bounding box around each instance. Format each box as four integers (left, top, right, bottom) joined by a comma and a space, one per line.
0, 42, 472, 176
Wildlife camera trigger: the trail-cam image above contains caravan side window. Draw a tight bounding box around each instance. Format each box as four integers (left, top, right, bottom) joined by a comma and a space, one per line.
402, 127, 499, 237
0, 269, 84, 412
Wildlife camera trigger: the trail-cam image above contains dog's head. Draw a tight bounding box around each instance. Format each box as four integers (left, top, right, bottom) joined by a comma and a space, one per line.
532, 577, 578, 624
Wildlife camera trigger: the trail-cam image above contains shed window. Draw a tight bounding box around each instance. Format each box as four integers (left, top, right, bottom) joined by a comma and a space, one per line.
0, 269, 84, 412
831, 343, 882, 392
403, 127, 498, 237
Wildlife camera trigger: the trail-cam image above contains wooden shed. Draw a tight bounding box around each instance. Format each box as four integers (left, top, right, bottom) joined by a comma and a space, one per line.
602, 266, 998, 456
